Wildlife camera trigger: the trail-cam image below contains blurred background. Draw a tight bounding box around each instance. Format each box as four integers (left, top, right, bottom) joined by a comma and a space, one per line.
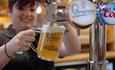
1, 0, 115, 70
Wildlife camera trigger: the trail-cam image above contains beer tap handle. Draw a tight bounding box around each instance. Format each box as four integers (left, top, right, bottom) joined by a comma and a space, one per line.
45, 0, 57, 25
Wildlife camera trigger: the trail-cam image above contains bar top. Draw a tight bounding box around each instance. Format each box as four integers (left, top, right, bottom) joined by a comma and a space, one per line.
55, 51, 115, 63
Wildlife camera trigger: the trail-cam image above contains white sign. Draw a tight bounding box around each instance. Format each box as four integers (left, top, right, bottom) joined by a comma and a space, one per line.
69, 0, 97, 27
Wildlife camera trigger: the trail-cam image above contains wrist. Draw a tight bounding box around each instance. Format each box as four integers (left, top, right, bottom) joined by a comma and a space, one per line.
4, 43, 15, 59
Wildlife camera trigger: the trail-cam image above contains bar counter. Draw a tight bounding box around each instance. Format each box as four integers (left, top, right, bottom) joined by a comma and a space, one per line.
54, 51, 115, 67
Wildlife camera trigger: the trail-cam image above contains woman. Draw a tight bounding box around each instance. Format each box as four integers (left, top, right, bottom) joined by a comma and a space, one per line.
0, 0, 81, 70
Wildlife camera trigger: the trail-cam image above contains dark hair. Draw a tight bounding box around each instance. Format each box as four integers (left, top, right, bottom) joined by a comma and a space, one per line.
8, 0, 38, 12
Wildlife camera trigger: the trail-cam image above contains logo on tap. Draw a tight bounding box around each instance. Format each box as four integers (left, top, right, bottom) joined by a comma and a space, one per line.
98, 3, 115, 25
68, 0, 96, 28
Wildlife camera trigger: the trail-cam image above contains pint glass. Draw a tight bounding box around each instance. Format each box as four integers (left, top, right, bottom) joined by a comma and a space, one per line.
36, 23, 65, 61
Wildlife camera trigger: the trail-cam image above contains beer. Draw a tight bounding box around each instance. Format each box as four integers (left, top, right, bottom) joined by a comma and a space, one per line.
36, 24, 65, 61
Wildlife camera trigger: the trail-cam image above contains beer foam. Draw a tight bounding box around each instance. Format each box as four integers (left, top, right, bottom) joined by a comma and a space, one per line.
42, 23, 66, 33
41, 24, 49, 32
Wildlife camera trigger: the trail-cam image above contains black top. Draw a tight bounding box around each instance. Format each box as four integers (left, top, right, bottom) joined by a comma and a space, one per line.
0, 25, 54, 70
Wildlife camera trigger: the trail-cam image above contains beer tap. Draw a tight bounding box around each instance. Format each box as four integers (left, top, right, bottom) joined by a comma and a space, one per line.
89, 0, 107, 70
37, 0, 57, 25
45, 0, 57, 25
44, 0, 106, 70
38, 0, 113, 70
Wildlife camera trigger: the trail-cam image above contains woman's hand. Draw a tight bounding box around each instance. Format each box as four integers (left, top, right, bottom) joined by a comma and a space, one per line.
6, 30, 35, 56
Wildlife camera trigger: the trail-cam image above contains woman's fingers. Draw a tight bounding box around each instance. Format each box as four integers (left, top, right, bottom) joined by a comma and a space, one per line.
23, 40, 32, 48
15, 30, 35, 52
21, 36, 35, 43
6, 30, 36, 55
22, 30, 35, 36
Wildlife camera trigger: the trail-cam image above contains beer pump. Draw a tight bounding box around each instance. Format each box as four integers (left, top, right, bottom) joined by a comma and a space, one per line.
89, 0, 107, 69
67, 0, 107, 70
44, 0, 102, 69
67, 0, 103, 70
90, 0, 115, 70
38, 0, 114, 70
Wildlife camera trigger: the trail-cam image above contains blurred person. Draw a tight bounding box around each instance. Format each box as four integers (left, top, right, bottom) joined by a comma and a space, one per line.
0, 0, 81, 70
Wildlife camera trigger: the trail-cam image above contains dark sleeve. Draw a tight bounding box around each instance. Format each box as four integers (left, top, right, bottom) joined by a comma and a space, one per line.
0, 33, 9, 46
0, 35, 4, 46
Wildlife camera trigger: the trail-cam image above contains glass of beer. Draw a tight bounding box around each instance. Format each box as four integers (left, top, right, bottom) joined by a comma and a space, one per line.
32, 23, 66, 61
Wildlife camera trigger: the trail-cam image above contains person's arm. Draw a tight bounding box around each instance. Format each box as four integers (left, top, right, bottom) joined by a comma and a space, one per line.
60, 23, 81, 57
0, 42, 17, 69
0, 30, 35, 69
0, 45, 12, 69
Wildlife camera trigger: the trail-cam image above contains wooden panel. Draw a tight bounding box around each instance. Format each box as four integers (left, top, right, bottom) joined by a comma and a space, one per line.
80, 26, 114, 44
55, 51, 115, 63
0, 16, 11, 24
0, 0, 8, 16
